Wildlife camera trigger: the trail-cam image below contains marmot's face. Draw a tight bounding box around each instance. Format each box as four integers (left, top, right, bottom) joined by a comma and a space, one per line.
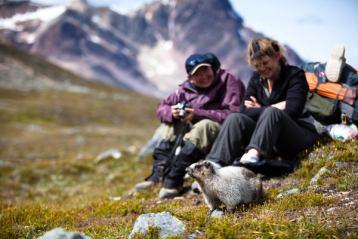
186, 161, 215, 181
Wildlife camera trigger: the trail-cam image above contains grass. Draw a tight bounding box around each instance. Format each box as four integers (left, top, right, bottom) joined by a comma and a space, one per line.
0, 45, 357, 238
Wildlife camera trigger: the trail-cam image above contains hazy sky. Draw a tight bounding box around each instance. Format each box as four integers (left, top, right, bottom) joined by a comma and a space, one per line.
33, 0, 358, 67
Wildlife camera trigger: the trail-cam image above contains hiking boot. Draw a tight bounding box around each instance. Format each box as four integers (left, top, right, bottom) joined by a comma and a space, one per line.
134, 180, 155, 191
144, 140, 174, 183
325, 44, 346, 82
163, 141, 204, 189
237, 159, 294, 177
158, 187, 181, 199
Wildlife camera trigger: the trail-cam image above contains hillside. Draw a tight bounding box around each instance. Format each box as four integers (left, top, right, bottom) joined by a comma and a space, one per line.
0, 43, 160, 211
0, 45, 357, 238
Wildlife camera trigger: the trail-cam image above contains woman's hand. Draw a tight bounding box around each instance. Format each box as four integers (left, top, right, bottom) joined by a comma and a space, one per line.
171, 105, 194, 122
244, 96, 261, 108
171, 104, 180, 119
181, 108, 194, 122
271, 101, 286, 110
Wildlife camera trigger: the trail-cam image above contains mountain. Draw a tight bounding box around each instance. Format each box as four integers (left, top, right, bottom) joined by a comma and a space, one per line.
0, 41, 110, 92
0, 0, 304, 97
0, 1, 40, 18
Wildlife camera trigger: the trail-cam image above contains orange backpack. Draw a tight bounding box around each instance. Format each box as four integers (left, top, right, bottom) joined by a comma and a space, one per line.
305, 72, 356, 105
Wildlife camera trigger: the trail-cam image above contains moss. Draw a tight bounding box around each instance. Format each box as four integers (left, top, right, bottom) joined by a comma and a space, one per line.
337, 170, 358, 191
86, 198, 144, 218
203, 208, 345, 239
0, 203, 79, 238
131, 226, 160, 239
272, 192, 334, 210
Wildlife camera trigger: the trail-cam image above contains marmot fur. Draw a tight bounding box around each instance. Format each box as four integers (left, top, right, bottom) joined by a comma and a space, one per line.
186, 160, 264, 214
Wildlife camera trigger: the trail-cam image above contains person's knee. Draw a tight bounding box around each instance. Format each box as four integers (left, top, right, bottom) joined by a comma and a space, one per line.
187, 120, 220, 140
226, 112, 243, 122
225, 113, 252, 128
193, 119, 220, 132
261, 107, 283, 120
161, 123, 176, 141
184, 119, 220, 150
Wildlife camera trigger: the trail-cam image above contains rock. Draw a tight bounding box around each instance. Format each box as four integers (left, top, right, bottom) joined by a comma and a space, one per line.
188, 230, 204, 239
37, 228, 91, 239
127, 145, 137, 154
276, 188, 301, 199
136, 124, 164, 161
75, 136, 86, 145
129, 211, 185, 239
94, 149, 122, 164
25, 124, 46, 133
210, 209, 224, 218
327, 207, 336, 213
109, 196, 122, 201
310, 167, 330, 186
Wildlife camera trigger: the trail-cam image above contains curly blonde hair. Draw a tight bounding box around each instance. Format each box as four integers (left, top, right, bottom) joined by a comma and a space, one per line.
246, 38, 286, 66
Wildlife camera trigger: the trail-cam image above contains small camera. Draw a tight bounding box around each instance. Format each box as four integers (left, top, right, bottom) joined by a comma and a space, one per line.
176, 101, 187, 117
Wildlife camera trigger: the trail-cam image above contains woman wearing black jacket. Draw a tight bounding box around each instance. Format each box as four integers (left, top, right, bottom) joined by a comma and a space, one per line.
206, 38, 319, 167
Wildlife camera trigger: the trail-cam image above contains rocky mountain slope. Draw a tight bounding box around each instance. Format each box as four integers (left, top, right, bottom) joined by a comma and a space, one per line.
0, 0, 304, 97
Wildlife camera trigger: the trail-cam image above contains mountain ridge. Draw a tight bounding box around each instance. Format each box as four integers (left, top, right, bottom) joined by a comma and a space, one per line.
0, 0, 304, 97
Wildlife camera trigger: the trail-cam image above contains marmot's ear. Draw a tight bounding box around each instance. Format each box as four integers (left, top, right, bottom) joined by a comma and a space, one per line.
203, 161, 211, 168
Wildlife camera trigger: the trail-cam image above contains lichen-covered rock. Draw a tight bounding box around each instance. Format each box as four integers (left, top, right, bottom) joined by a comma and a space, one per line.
276, 188, 301, 199
310, 167, 330, 186
129, 211, 185, 239
37, 228, 91, 239
95, 149, 122, 164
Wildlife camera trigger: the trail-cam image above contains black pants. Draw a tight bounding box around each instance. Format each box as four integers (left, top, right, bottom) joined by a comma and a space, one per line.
207, 107, 319, 166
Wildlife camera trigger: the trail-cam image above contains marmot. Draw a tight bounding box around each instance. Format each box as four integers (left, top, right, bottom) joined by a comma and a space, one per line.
186, 160, 264, 214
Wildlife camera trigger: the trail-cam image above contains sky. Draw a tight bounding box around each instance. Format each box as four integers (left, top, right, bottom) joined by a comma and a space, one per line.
33, 0, 358, 67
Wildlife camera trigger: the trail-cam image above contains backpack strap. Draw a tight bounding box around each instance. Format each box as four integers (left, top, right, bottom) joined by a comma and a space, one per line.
336, 84, 345, 101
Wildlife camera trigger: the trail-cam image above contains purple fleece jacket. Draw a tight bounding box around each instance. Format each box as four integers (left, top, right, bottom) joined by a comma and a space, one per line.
156, 69, 245, 124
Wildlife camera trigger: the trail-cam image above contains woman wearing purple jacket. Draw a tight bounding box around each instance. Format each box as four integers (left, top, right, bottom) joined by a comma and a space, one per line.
135, 53, 245, 199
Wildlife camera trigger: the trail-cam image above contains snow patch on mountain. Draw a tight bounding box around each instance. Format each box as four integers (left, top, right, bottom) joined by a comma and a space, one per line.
0, 5, 66, 30
89, 34, 101, 44
138, 40, 185, 93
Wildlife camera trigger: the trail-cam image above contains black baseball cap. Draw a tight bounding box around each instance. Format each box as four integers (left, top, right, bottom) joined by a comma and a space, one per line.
185, 53, 221, 75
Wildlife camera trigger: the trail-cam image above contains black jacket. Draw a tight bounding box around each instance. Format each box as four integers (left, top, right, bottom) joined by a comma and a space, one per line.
241, 64, 308, 121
